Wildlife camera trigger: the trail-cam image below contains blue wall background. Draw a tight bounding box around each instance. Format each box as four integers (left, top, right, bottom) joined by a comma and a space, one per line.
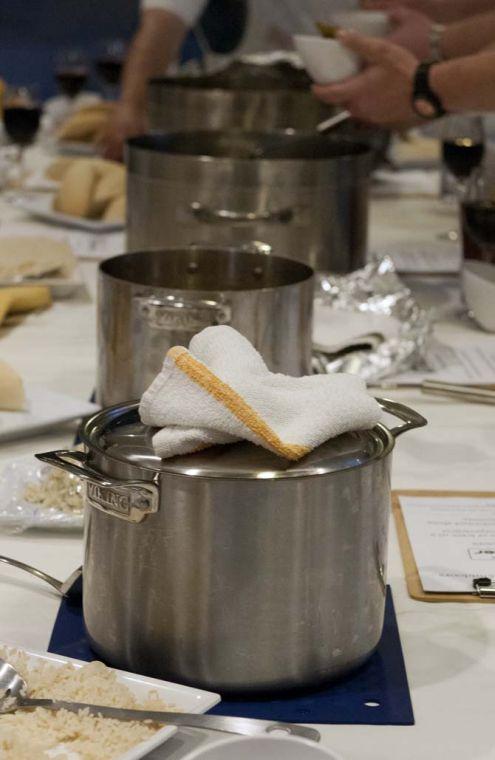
0, 0, 140, 98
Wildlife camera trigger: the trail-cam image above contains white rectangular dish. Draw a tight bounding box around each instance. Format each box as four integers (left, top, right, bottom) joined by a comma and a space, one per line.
0, 454, 84, 531
9, 192, 124, 233
0, 385, 99, 442
0, 645, 221, 760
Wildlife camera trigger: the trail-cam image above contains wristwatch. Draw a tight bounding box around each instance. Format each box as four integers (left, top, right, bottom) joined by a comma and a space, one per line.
411, 61, 446, 120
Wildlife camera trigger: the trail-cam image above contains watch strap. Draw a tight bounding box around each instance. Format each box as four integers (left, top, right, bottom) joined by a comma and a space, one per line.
412, 61, 446, 119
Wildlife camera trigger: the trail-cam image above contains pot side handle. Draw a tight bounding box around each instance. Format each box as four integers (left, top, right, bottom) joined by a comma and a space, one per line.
35, 450, 159, 523
190, 201, 294, 225
376, 398, 427, 438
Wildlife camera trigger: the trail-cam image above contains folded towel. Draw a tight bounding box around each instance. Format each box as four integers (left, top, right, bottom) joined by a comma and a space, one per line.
139, 326, 383, 461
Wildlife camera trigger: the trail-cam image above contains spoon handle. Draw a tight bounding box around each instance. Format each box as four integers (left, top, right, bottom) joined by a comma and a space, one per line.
21, 699, 320, 741
0, 556, 63, 595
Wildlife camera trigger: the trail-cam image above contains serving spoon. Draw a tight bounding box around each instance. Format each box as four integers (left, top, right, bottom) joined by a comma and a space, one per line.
0, 658, 320, 742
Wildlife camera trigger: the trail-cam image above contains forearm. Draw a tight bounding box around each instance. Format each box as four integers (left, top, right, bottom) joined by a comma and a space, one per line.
430, 50, 495, 112
431, 0, 495, 23
120, 9, 187, 110
440, 10, 495, 60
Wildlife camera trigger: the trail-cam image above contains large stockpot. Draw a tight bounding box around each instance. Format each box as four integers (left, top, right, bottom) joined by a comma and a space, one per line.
148, 61, 331, 133
97, 246, 313, 406
38, 398, 426, 693
147, 61, 390, 163
126, 131, 373, 274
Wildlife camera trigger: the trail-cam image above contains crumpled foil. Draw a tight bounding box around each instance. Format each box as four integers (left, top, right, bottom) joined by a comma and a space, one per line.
313, 256, 431, 383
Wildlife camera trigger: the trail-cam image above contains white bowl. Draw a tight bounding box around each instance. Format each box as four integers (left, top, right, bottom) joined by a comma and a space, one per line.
293, 35, 360, 85
462, 260, 495, 332
183, 735, 343, 760
330, 11, 391, 38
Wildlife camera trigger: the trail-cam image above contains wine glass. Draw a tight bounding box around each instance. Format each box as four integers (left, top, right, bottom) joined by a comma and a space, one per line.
3, 86, 42, 186
461, 171, 495, 264
55, 49, 89, 100
441, 115, 485, 200
94, 40, 126, 99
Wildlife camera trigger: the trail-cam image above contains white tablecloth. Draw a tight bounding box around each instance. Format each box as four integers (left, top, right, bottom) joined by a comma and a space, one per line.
1, 167, 494, 760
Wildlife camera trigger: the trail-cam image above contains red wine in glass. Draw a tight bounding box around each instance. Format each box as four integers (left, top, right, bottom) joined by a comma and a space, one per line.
3, 105, 42, 147
95, 57, 123, 87
56, 66, 89, 98
462, 200, 495, 263
442, 138, 485, 180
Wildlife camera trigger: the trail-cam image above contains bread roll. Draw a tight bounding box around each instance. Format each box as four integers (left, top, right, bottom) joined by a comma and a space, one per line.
0, 360, 26, 411
54, 160, 99, 217
45, 157, 74, 181
92, 167, 126, 215
0, 237, 74, 281
103, 194, 126, 222
0, 286, 52, 323
57, 110, 109, 142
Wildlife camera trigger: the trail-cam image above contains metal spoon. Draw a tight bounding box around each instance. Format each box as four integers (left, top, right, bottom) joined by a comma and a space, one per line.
0, 555, 82, 599
0, 658, 320, 741
316, 110, 352, 134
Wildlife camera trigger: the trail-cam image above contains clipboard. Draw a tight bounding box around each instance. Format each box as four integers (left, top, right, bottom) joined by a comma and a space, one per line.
392, 490, 495, 603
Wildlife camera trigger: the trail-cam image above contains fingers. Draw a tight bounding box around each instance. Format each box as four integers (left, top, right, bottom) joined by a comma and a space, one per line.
337, 29, 405, 67
387, 6, 411, 25
312, 71, 369, 110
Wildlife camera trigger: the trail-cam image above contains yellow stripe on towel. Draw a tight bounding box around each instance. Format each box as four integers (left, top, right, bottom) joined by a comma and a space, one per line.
169, 346, 310, 461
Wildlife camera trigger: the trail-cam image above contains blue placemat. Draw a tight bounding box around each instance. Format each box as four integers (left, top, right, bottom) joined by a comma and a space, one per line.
48, 585, 413, 726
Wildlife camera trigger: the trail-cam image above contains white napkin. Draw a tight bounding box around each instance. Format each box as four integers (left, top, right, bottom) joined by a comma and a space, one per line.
139, 326, 382, 460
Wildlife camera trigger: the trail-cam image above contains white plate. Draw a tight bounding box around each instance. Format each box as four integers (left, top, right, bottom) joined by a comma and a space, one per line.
183, 736, 342, 760
0, 454, 83, 531
55, 140, 100, 157
0, 268, 85, 299
9, 192, 124, 233
0, 645, 220, 760
0, 385, 99, 443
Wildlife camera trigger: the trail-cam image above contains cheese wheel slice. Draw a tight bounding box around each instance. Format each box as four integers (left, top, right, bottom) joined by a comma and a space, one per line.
0, 360, 26, 411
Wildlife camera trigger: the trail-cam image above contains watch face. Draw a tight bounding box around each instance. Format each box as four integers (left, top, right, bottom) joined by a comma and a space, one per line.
414, 97, 436, 119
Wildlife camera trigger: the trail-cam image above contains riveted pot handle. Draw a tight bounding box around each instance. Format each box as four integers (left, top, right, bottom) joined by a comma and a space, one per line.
376, 398, 427, 438
36, 450, 159, 523
190, 202, 294, 225
136, 296, 231, 331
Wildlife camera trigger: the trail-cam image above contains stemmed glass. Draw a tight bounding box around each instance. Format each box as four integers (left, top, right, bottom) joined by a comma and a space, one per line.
54, 49, 89, 100
2, 86, 42, 186
461, 171, 495, 263
441, 115, 485, 199
439, 115, 485, 241
95, 40, 126, 99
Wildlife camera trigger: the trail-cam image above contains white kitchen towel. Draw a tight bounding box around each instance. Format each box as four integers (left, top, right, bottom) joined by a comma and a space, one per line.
139, 326, 383, 460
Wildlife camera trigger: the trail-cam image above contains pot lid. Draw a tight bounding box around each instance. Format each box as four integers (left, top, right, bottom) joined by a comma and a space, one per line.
81, 404, 395, 480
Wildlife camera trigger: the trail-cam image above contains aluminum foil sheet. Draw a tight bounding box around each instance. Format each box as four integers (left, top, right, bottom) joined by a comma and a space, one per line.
313, 256, 431, 383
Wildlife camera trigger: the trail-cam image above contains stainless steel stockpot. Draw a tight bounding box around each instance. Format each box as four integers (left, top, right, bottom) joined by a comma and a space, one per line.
38, 398, 426, 693
126, 131, 373, 274
148, 62, 331, 133
147, 62, 390, 163
97, 246, 313, 406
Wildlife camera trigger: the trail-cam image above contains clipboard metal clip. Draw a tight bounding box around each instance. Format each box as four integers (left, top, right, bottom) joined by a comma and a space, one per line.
473, 577, 495, 598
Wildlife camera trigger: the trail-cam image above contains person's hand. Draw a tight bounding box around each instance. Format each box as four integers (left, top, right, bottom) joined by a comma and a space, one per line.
312, 30, 419, 128
361, 0, 440, 18
387, 6, 433, 60
100, 102, 146, 162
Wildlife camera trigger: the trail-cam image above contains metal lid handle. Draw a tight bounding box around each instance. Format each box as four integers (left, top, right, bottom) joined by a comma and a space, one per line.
376, 398, 427, 438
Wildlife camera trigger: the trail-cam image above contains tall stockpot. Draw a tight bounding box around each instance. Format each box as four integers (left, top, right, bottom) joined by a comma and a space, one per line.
38, 398, 426, 693
126, 131, 373, 274
97, 246, 313, 406
147, 62, 390, 163
148, 62, 331, 133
